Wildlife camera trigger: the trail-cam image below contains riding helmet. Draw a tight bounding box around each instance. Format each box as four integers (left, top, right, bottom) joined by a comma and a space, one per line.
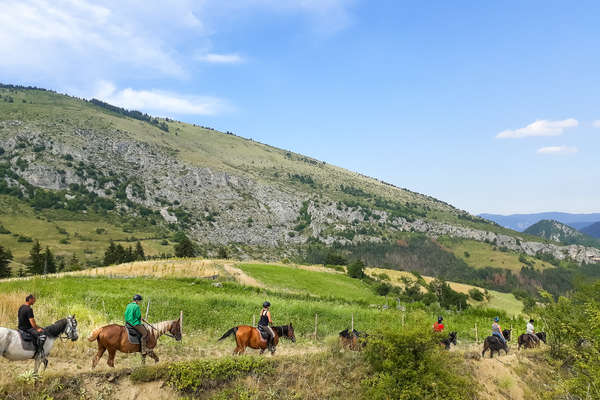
529, 319, 534, 323
263, 301, 271, 308
494, 317, 499, 322
133, 294, 143, 301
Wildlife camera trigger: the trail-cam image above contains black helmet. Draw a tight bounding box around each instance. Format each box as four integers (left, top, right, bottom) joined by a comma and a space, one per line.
438, 316, 443, 323
133, 294, 143, 301
529, 319, 534, 323
263, 301, 271, 308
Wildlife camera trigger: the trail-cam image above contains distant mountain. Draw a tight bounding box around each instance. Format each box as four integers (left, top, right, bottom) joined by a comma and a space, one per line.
582, 222, 600, 239
524, 220, 600, 248
479, 212, 600, 232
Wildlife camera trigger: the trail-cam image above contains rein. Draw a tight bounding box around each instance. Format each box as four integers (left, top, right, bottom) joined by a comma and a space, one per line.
142, 319, 177, 339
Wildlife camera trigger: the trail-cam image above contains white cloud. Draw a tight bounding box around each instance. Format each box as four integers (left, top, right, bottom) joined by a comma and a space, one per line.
94, 81, 228, 116
593, 120, 600, 128
536, 146, 578, 155
496, 119, 579, 139
196, 53, 245, 64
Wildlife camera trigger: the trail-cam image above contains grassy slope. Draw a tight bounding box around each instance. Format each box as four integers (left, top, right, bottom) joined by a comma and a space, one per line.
0, 195, 173, 266
238, 263, 382, 304
437, 237, 554, 271
366, 267, 524, 316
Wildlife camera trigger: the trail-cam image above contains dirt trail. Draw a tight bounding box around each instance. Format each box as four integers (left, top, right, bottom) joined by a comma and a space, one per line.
223, 263, 264, 287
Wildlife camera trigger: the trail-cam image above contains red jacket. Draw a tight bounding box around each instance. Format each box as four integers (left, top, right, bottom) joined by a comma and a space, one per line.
433, 322, 444, 332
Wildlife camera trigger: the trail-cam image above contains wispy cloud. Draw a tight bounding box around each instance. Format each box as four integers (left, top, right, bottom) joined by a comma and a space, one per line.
536, 146, 578, 155
593, 120, 600, 128
196, 53, 245, 64
496, 119, 578, 139
94, 81, 228, 116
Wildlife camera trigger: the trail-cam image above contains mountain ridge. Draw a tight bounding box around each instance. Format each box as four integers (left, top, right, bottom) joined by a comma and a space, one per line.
523, 219, 600, 249
479, 212, 600, 231
1, 84, 600, 267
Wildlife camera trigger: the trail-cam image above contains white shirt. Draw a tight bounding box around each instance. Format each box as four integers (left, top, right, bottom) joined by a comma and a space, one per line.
526, 322, 534, 334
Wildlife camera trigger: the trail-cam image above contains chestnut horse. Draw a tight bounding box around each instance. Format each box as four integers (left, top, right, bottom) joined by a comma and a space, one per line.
88, 313, 182, 368
218, 323, 295, 355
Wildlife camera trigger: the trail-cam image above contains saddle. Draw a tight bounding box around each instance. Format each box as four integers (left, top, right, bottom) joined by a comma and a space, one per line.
18, 330, 37, 351
125, 324, 141, 345
257, 325, 271, 341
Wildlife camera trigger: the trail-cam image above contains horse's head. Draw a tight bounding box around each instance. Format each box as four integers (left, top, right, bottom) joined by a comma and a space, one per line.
169, 315, 183, 341
66, 315, 79, 341
537, 332, 547, 344
286, 322, 296, 343
503, 329, 511, 341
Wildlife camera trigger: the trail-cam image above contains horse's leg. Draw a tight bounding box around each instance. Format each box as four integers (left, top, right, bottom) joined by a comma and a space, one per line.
42, 358, 48, 372
107, 348, 116, 368
141, 353, 146, 365
92, 344, 106, 369
150, 351, 159, 363
482, 343, 487, 357
34, 357, 41, 374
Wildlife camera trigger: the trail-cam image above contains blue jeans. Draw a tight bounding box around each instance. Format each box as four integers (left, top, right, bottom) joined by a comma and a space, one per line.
493, 331, 505, 345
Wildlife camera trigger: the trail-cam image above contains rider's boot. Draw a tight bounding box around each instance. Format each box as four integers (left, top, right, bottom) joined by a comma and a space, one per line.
268, 336, 274, 352
140, 338, 149, 355
36, 334, 47, 359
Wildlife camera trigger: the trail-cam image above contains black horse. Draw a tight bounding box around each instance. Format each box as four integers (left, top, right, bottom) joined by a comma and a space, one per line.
518, 331, 546, 350
339, 328, 368, 350
440, 331, 457, 350
482, 329, 511, 358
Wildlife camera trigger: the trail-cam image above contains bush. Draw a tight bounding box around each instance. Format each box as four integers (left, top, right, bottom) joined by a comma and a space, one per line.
468, 288, 484, 301
166, 357, 273, 393
362, 320, 477, 399
347, 259, 365, 279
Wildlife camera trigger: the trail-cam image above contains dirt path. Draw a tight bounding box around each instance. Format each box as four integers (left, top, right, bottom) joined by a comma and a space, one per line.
223, 263, 265, 287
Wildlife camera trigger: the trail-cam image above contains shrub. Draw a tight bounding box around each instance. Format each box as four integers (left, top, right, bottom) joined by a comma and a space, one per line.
347, 259, 365, 279
362, 320, 477, 399
165, 357, 273, 393
468, 288, 484, 301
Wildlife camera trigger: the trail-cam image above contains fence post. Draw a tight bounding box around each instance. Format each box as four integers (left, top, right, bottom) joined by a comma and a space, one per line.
145, 300, 151, 320
351, 313, 354, 331
314, 313, 318, 340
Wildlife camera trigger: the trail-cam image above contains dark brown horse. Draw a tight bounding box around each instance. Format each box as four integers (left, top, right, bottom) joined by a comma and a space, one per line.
482, 329, 511, 358
518, 332, 546, 350
218, 323, 295, 355
339, 328, 368, 351
440, 331, 457, 350
88, 314, 182, 368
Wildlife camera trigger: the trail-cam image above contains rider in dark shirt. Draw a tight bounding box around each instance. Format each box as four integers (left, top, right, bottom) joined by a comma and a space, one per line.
258, 301, 275, 352
18, 294, 46, 356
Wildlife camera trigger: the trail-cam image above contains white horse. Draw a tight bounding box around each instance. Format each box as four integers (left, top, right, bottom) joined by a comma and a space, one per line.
0, 315, 79, 373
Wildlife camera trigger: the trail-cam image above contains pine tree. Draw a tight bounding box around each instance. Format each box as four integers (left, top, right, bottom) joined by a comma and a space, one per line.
175, 235, 196, 258
103, 240, 118, 266
0, 245, 13, 278
28, 240, 43, 275
135, 241, 145, 261
43, 246, 56, 274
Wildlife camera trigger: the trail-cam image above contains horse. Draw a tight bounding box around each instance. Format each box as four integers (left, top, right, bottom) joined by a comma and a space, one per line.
88, 313, 182, 368
339, 328, 368, 351
440, 331, 457, 350
218, 323, 295, 355
536, 332, 547, 344
482, 329, 511, 358
0, 315, 79, 373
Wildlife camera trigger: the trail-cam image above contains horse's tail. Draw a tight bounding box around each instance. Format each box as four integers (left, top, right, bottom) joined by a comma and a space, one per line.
218, 326, 238, 341
87, 327, 103, 342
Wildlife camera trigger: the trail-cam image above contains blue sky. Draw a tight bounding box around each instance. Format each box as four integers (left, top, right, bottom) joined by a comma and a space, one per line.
1, 0, 598, 215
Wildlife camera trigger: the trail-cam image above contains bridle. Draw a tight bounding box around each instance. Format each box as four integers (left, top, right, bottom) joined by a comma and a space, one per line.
60, 316, 78, 342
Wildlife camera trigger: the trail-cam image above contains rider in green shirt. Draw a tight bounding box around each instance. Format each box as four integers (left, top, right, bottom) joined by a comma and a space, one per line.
125, 294, 148, 354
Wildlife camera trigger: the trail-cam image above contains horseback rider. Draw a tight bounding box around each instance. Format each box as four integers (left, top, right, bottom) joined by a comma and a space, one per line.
17, 294, 46, 357
526, 318, 539, 343
433, 316, 444, 332
258, 301, 275, 352
124, 294, 148, 355
492, 317, 506, 345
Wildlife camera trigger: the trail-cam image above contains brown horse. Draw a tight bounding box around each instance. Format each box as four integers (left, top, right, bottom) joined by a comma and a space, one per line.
218, 323, 295, 355
87, 314, 182, 368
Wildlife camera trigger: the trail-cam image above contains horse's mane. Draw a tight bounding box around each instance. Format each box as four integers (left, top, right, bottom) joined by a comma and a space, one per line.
44, 319, 67, 337
143, 318, 178, 341
273, 325, 288, 337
